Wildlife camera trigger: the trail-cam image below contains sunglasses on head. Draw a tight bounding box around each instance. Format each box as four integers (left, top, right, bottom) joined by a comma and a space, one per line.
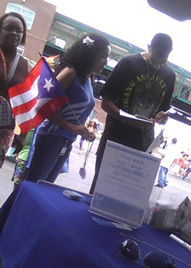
120, 239, 175, 268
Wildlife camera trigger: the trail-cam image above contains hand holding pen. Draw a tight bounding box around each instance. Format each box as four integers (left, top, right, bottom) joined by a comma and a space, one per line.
153, 110, 169, 125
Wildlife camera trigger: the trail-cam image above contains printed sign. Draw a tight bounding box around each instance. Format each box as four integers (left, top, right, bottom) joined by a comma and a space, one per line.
90, 140, 161, 228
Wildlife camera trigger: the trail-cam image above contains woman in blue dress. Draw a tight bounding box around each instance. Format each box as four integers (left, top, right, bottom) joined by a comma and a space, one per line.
25, 33, 111, 183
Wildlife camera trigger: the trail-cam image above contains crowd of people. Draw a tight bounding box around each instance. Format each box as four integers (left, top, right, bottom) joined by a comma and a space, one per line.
1, 11, 189, 194
153, 137, 191, 187
172, 152, 191, 179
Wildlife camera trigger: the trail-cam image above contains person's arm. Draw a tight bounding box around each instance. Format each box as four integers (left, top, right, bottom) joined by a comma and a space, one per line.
100, 59, 126, 121
101, 95, 121, 120
153, 71, 176, 125
48, 112, 91, 139
56, 67, 76, 91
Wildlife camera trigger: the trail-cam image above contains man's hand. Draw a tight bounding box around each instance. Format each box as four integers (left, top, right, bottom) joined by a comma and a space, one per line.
153, 111, 169, 125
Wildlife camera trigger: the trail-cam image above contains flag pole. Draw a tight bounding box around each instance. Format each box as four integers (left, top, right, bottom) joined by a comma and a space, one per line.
66, 102, 82, 125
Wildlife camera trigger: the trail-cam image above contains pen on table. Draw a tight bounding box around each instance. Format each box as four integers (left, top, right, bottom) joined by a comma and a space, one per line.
170, 234, 191, 252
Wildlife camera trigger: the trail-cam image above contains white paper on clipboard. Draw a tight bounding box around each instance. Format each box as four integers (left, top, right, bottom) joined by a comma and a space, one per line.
119, 109, 153, 125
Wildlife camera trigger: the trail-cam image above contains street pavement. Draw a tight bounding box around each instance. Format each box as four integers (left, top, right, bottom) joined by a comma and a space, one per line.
0, 136, 191, 207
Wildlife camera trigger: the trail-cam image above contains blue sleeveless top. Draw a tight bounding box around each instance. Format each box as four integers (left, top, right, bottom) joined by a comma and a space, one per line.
38, 76, 95, 142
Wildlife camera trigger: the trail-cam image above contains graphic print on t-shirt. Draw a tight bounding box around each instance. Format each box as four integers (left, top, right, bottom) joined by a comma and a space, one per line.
123, 74, 166, 118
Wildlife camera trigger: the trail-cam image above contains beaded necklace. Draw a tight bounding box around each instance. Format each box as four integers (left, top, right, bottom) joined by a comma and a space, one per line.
145, 61, 160, 89
143, 53, 166, 90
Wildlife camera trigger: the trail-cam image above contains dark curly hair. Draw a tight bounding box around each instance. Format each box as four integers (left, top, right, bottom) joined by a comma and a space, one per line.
56, 33, 110, 82
0, 12, 27, 45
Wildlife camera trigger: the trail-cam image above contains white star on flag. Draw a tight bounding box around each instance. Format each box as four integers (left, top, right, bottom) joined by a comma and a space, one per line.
43, 78, 54, 92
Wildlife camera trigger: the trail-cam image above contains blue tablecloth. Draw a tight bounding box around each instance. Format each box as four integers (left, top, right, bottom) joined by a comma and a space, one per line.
0, 181, 190, 268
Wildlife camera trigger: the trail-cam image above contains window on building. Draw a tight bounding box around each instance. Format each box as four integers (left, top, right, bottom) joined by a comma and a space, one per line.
5, 3, 35, 30
55, 38, 66, 49
107, 58, 118, 68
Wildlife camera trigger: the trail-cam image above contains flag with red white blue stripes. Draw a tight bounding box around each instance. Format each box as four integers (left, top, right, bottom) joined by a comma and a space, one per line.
9, 57, 69, 134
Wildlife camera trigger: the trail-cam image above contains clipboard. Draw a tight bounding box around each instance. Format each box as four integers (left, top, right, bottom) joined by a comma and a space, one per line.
146, 130, 164, 153
119, 109, 153, 126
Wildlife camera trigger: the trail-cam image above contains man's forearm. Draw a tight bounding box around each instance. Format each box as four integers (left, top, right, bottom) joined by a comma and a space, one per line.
101, 97, 121, 120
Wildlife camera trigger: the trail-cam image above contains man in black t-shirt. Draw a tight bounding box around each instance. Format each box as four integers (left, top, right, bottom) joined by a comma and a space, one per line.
89, 33, 176, 194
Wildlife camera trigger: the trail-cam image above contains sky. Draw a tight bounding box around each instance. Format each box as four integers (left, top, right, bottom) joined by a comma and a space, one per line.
44, 0, 191, 150
44, 0, 191, 72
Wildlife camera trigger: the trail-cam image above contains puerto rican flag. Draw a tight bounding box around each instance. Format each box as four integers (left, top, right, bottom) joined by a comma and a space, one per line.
9, 57, 69, 134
